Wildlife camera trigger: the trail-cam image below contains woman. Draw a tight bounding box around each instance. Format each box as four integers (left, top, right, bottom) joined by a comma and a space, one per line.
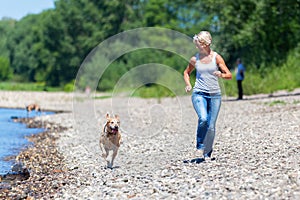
183, 31, 232, 160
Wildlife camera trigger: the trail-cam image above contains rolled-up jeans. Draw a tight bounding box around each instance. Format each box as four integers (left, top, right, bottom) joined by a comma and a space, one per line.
191, 91, 221, 157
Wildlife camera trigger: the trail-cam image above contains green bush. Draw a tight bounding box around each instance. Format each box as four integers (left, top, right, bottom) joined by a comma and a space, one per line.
132, 84, 176, 98
63, 80, 75, 92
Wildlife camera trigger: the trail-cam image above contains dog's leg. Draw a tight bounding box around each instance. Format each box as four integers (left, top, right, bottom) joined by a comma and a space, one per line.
107, 161, 112, 168
37, 109, 41, 116
100, 144, 111, 168
110, 147, 118, 168
99, 140, 107, 158
105, 148, 109, 159
105, 149, 112, 168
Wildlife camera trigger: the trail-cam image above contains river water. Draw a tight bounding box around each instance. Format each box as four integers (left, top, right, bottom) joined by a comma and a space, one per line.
0, 108, 54, 175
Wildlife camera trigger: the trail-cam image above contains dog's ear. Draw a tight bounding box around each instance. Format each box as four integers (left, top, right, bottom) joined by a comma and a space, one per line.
105, 113, 110, 120
114, 115, 120, 121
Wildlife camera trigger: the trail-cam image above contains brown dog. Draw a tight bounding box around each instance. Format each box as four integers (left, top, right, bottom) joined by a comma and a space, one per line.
99, 113, 121, 168
25, 104, 41, 117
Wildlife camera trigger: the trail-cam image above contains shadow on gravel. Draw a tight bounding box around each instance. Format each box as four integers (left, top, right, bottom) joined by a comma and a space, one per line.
104, 166, 120, 170
183, 158, 205, 164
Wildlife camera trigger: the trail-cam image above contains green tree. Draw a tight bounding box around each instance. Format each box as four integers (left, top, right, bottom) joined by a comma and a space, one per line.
44, 0, 143, 86
0, 18, 15, 80
8, 11, 55, 82
142, 0, 211, 34
4, 0, 299, 93
0, 56, 12, 80
200, 0, 300, 67
0, 18, 15, 58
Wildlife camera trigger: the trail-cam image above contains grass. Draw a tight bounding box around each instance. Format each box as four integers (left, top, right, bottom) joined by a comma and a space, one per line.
264, 98, 300, 107
293, 100, 300, 104
265, 100, 287, 106
93, 95, 112, 99
0, 82, 61, 92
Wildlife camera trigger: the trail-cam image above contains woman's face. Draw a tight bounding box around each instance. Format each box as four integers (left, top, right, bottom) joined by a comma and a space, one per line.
193, 35, 209, 49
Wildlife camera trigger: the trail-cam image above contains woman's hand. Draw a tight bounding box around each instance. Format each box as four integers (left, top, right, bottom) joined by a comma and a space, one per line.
185, 85, 192, 93
213, 71, 222, 78
215, 55, 232, 79
183, 56, 196, 93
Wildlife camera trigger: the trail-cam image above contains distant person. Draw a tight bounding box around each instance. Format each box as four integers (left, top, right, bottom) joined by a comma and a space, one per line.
85, 86, 91, 96
183, 31, 232, 160
236, 58, 245, 100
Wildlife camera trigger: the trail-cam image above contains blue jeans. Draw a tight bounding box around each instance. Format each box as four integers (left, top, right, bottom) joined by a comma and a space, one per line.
191, 91, 221, 157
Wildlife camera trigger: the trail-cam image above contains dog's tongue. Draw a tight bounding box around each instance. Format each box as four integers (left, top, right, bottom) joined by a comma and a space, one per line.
112, 129, 118, 133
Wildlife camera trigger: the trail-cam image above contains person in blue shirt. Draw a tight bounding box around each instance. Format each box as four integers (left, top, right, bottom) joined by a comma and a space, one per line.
236, 58, 245, 100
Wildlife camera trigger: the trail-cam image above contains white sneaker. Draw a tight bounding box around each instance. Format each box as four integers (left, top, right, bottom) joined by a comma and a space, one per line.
193, 149, 204, 158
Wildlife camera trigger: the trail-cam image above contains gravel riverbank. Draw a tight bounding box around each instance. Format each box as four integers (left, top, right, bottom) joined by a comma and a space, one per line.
0, 90, 300, 199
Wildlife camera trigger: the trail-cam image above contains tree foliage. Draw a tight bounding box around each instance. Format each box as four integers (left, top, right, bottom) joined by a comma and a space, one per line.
200, 0, 300, 66
0, 56, 12, 80
0, 0, 299, 91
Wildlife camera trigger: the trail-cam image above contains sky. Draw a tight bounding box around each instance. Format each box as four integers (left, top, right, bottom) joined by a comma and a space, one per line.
0, 0, 55, 20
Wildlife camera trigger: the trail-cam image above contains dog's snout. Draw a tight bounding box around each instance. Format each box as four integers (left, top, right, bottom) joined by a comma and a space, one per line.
113, 125, 119, 129
109, 122, 119, 130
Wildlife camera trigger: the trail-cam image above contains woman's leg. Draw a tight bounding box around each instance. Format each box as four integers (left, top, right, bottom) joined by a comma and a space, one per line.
203, 94, 221, 157
192, 92, 208, 150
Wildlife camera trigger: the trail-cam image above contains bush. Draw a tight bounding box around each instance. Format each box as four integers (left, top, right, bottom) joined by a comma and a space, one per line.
63, 80, 75, 92
132, 84, 176, 98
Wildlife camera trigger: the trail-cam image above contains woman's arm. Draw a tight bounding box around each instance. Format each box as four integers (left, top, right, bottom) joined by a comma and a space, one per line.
215, 54, 232, 79
183, 56, 196, 92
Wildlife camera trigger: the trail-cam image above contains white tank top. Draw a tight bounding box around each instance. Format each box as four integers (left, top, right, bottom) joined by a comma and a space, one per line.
193, 52, 221, 94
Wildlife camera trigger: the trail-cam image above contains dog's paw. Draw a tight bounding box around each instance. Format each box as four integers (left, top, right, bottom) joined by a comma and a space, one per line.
107, 161, 113, 169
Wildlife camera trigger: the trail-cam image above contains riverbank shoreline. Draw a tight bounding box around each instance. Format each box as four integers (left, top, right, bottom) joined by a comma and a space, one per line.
0, 117, 71, 199
0, 91, 74, 199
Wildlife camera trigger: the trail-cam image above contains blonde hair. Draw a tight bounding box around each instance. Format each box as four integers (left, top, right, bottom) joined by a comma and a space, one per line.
197, 31, 212, 46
